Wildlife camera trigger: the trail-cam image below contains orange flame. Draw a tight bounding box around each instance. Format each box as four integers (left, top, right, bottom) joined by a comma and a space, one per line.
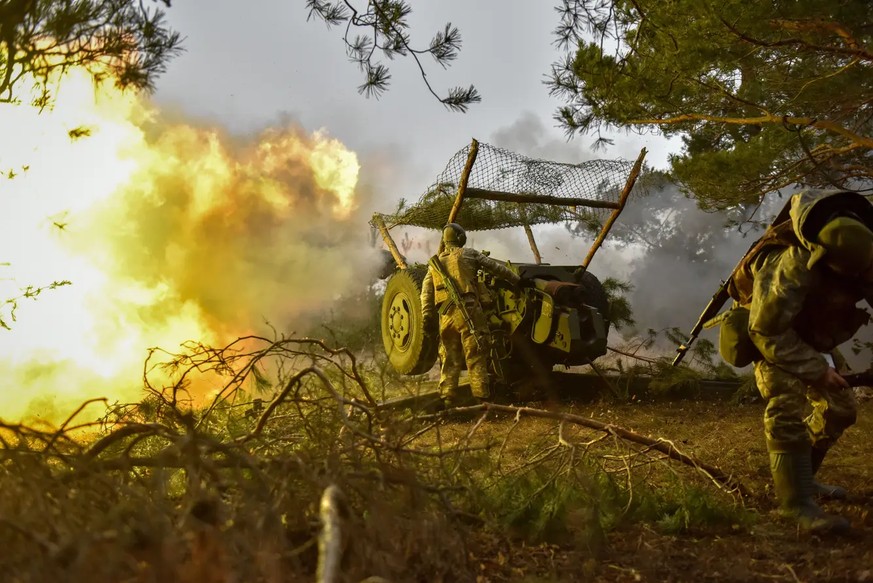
0, 69, 376, 422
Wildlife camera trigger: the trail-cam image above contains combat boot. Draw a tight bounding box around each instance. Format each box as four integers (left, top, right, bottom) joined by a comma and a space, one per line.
810, 446, 848, 500
770, 448, 850, 535
441, 392, 478, 409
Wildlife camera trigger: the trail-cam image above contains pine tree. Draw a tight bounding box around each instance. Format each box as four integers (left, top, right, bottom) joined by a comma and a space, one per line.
548, 0, 873, 207
0, 0, 182, 107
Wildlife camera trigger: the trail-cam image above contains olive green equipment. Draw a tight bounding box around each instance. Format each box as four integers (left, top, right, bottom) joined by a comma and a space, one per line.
672, 198, 794, 367
809, 216, 873, 275
427, 255, 483, 351
703, 305, 761, 368
441, 223, 467, 247
380, 261, 611, 386
374, 140, 645, 394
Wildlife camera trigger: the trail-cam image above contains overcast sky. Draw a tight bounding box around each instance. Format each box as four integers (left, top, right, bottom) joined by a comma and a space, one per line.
153, 1, 678, 207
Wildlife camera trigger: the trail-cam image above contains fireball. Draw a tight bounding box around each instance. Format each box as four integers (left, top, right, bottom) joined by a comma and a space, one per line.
0, 68, 370, 423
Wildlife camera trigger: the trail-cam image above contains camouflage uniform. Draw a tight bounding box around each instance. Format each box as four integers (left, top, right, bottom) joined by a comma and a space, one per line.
739, 189, 873, 533
747, 190, 870, 453
421, 245, 520, 401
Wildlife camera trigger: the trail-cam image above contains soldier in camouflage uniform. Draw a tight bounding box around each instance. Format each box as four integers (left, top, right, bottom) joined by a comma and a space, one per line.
421, 223, 523, 407
744, 189, 873, 534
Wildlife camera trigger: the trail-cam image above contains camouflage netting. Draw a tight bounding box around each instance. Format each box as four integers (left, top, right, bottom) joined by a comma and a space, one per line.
373, 141, 645, 231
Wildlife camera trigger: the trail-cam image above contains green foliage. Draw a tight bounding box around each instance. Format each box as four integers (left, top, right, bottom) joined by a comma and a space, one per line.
621, 330, 739, 397
479, 462, 602, 545
306, 0, 480, 111
314, 285, 383, 354
601, 276, 635, 330
585, 458, 752, 535
313, 1, 871, 207
471, 442, 750, 549
600, 325, 746, 400
0, 0, 182, 107
649, 481, 754, 535
550, 0, 873, 207
647, 362, 708, 398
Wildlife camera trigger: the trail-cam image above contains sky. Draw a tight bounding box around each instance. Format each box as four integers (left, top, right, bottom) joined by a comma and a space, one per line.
153, 1, 676, 199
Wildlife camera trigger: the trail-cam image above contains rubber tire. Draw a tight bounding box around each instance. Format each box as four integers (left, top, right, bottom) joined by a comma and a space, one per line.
577, 271, 610, 332
381, 267, 440, 375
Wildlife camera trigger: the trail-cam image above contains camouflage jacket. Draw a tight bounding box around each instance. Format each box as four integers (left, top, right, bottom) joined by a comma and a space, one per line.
421, 246, 520, 319
748, 190, 873, 381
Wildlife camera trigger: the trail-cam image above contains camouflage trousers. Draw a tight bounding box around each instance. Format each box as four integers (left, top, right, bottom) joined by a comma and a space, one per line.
754, 357, 858, 452
437, 299, 491, 399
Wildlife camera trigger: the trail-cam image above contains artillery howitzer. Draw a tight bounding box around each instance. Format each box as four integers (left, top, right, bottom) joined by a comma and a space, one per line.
372, 140, 646, 396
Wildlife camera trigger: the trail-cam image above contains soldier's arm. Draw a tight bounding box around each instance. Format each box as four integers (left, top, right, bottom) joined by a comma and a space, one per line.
747, 246, 828, 382
469, 249, 521, 286
420, 269, 435, 320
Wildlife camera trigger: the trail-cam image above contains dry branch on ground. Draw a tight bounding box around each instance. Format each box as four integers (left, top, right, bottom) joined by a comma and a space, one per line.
0, 336, 758, 582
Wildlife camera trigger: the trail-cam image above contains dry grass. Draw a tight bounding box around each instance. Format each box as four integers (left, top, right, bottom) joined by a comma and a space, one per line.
1, 337, 870, 582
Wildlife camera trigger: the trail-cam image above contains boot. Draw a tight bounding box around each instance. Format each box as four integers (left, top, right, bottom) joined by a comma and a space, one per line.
441, 392, 478, 409
770, 448, 850, 535
810, 447, 848, 500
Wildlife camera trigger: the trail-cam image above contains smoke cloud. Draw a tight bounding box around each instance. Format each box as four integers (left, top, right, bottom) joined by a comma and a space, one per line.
77, 122, 381, 337
0, 75, 382, 421
484, 114, 775, 351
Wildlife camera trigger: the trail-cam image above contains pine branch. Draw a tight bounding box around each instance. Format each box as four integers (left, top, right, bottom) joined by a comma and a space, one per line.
307, 0, 480, 111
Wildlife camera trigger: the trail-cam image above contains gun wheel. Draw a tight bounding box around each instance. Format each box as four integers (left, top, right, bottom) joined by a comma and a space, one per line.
381, 267, 439, 375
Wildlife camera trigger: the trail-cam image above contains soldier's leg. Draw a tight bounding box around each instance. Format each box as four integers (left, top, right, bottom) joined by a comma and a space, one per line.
756, 361, 810, 451
805, 376, 857, 500
755, 360, 849, 534
460, 302, 491, 399
437, 312, 464, 402
806, 349, 858, 450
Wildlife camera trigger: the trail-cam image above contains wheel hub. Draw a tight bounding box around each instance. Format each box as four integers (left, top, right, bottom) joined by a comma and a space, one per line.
388, 293, 412, 351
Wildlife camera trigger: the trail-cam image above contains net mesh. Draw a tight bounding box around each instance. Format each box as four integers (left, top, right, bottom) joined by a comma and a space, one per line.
374, 141, 644, 231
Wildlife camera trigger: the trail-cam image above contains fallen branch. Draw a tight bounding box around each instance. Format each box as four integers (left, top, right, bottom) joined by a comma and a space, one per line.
425, 403, 748, 497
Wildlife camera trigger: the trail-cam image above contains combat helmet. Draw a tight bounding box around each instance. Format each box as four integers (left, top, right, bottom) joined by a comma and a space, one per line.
442, 223, 467, 247
810, 216, 873, 277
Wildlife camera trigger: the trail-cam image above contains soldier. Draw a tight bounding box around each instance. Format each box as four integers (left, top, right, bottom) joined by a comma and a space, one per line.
421, 223, 524, 407
741, 189, 873, 535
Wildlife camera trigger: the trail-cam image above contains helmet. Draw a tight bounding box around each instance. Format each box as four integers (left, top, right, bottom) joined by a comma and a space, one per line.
442, 223, 467, 247
810, 216, 873, 276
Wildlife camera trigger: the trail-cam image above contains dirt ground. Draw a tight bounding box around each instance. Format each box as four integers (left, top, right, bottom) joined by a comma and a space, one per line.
464, 396, 873, 583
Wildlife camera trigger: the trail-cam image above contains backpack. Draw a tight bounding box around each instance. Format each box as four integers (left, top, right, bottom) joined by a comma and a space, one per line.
716, 306, 759, 367
717, 191, 873, 367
